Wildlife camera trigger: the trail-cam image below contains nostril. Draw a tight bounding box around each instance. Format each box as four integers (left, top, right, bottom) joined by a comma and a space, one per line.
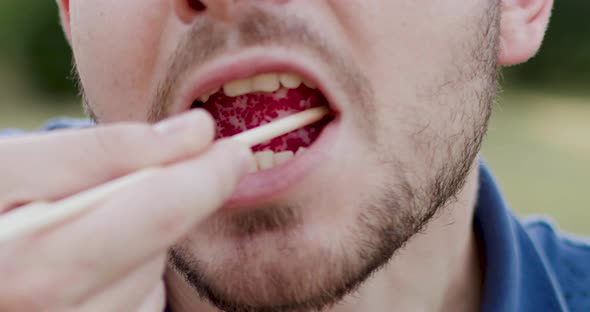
188, 0, 207, 11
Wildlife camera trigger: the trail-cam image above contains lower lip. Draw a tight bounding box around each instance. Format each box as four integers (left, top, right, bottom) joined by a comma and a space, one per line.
223, 116, 340, 209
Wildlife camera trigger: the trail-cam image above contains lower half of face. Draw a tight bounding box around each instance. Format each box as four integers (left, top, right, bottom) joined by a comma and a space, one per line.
72, 0, 499, 311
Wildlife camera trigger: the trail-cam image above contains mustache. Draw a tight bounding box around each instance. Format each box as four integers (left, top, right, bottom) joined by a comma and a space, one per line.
149, 8, 336, 123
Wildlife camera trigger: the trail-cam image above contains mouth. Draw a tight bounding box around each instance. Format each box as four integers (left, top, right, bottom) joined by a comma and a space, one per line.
182, 56, 341, 207
191, 72, 335, 171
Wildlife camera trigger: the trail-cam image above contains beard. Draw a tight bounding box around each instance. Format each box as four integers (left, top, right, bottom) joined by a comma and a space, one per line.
78, 3, 499, 312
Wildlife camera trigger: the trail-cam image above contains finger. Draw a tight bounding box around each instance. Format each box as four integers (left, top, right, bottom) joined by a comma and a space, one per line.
36, 140, 251, 302
0, 253, 164, 312
71, 256, 166, 312
0, 109, 215, 210
138, 281, 167, 312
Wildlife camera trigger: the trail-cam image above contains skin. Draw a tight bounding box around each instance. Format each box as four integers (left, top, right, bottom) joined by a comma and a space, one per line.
0, 111, 252, 311
0, 0, 552, 311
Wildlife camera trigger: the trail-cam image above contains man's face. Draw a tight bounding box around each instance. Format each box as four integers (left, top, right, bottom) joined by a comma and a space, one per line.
69, 1, 497, 310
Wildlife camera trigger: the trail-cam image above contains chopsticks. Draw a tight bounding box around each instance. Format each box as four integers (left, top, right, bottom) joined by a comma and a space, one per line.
0, 107, 330, 243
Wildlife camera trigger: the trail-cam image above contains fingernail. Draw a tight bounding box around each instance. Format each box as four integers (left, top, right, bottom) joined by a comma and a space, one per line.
153, 110, 210, 135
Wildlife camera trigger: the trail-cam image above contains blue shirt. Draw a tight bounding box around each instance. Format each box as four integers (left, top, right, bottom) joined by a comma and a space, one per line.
2, 118, 589, 312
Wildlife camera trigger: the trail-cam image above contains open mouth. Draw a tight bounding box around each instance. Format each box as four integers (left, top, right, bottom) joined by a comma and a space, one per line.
190, 72, 335, 173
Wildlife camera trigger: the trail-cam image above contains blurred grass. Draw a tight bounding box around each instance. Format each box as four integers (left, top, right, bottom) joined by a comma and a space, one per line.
0, 66, 588, 235
0, 61, 84, 129
483, 87, 590, 235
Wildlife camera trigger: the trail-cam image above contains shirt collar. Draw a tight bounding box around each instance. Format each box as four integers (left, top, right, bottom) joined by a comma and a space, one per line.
475, 162, 568, 312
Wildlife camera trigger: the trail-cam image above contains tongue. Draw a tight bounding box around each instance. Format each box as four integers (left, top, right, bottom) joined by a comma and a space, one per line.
202, 85, 331, 153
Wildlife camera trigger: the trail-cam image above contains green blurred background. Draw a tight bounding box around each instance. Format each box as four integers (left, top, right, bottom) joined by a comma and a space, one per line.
0, 2, 588, 234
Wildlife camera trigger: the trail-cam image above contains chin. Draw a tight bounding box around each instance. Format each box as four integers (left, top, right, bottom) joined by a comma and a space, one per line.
171, 209, 344, 307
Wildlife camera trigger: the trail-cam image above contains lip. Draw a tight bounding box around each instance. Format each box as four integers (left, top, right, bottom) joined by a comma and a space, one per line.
226, 116, 340, 208
176, 48, 344, 115
174, 48, 346, 208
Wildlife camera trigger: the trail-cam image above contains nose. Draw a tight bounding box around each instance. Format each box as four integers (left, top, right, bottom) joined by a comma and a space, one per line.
173, 0, 208, 24
172, 0, 242, 23
173, 0, 288, 24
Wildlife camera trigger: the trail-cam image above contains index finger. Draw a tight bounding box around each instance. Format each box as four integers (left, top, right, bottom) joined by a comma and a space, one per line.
0, 110, 214, 210
33, 140, 252, 302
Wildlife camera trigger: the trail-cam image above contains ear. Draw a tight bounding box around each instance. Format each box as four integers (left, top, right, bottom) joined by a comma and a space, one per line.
56, 0, 72, 44
498, 0, 554, 66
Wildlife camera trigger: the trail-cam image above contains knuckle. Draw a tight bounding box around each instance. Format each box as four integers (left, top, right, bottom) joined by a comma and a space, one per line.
90, 124, 155, 174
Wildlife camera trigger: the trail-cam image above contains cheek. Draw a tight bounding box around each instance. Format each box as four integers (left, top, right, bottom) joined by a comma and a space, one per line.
70, 0, 170, 122
338, 0, 484, 103
336, 1, 491, 173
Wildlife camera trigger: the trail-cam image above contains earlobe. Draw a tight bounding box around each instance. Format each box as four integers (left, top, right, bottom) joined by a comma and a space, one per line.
57, 0, 72, 44
498, 0, 554, 66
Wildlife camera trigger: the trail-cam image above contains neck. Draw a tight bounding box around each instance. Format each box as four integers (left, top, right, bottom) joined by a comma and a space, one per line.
166, 160, 483, 312
330, 161, 483, 312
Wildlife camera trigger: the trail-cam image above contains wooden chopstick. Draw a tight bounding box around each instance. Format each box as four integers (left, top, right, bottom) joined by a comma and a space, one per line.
0, 107, 330, 243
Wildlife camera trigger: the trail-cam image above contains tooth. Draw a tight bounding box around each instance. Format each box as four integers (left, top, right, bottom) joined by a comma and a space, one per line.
274, 151, 295, 165
199, 88, 219, 102
296, 147, 307, 155
255, 151, 275, 170
279, 73, 302, 89
199, 94, 210, 103
302, 79, 316, 89
248, 155, 259, 173
253, 73, 280, 93
224, 79, 253, 97
207, 88, 220, 97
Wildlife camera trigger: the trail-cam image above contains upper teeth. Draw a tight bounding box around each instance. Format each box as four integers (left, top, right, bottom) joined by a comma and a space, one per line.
253, 73, 281, 93
198, 73, 316, 102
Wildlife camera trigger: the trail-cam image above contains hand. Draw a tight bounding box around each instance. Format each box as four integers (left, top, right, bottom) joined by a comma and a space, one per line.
0, 110, 251, 312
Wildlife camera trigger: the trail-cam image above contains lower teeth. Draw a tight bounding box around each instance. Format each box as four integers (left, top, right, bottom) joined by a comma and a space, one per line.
250, 147, 307, 173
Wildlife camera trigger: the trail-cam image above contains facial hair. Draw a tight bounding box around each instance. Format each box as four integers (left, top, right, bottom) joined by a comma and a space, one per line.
78, 3, 499, 312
